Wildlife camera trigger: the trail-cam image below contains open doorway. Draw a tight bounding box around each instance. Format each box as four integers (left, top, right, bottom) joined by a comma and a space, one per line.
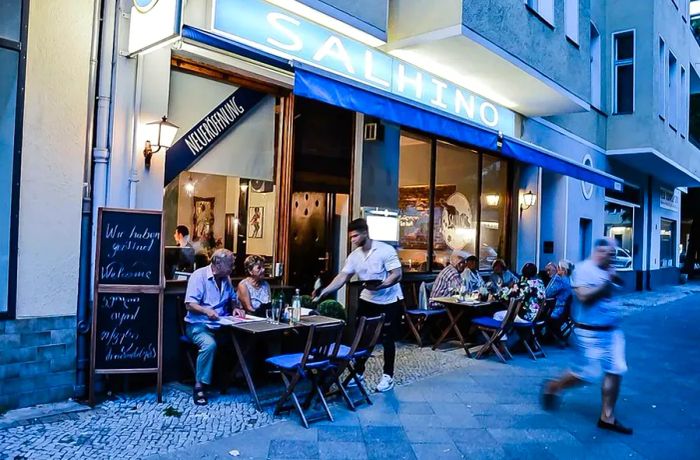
288, 97, 354, 294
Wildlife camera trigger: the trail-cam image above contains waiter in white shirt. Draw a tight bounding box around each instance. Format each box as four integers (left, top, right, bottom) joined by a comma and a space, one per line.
315, 218, 403, 392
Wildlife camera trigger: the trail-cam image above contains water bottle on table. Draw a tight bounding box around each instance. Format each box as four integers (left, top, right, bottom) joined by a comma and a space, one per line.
291, 289, 302, 323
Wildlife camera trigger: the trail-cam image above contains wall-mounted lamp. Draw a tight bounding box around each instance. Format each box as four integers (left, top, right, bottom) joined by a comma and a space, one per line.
485, 193, 500, 207
143, 116, 179, 169
520, 190, 536, 212
184, 175, 196, 197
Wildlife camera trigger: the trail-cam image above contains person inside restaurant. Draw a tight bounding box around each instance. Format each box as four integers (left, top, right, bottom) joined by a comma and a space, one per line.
237, 254, 272, 317
184, 249, 245, 405
489, 259, 517, 290
430, 250, 469, 308
174, 224, 193, 248
462, 255, 485, 292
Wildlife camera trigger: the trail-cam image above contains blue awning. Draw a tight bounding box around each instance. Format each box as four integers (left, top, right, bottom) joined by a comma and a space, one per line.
501, 137, 623, 190
293, 64, 500, 152
181, 25, 292, 71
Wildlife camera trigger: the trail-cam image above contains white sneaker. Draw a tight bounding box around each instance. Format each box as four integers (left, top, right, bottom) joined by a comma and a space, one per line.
346, 374, 365, 388
376, 374, 395, 392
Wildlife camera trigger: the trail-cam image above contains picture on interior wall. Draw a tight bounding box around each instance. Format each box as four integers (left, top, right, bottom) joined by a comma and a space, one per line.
398, 185, 456, 249
249, 206, 264, 239
193, 196, 215, 241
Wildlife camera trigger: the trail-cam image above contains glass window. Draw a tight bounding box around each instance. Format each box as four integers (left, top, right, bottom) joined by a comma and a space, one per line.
660, 218, 675, 268
0, 0, 22, 42
432, 141, 479, 271
0, 42, 19, 314
613, 31, 635, 114
658, 37, 666, 119
526, 0, 554, 25
565, 0, 579, 43
480, 155, 509, 271
397, 130, 511, 273
397, 132, 431, 272
669, 52, 679, 129
590, 24, 601, 108
604, 202, 634, 271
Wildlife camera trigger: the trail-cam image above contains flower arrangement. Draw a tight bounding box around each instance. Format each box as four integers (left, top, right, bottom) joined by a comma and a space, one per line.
495, 277, 546, 321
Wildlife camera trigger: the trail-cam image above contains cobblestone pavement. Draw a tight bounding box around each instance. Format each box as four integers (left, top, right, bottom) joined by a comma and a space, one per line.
1, 282, 699, 460
0, 340, 475, 460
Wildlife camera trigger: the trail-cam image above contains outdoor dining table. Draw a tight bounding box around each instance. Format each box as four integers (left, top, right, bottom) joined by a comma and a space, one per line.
429, 296, 504, 356
223, 315, 344, 411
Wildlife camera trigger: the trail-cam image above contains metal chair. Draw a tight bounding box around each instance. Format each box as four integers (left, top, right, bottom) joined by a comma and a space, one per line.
332, 314, 385, 410
265, 322, 344, 428
471, 298, 521, 363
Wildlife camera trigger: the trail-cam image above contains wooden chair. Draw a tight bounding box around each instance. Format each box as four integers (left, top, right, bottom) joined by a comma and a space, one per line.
332, 314, 385, 409
547, 296, 574, 347
511, 299, 552, 360
266, 322, 345, 428
402, 281, 447, 347
470, 298, 521, 363
176, 297, 198, 382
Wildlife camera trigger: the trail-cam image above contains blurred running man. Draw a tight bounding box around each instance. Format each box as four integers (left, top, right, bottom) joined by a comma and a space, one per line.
541, 238, 632, 435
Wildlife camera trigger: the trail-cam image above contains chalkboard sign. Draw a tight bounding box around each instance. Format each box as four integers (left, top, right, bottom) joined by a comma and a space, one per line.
90, 208, 164, 406
94, 292, 160, 371
97, 208, 163, 286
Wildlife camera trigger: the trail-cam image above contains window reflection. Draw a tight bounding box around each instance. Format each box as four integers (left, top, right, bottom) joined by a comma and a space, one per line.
480, 155, 508, 270
397, 132, 431, 272
604, 202, 634, 271
432, 141, 479, 270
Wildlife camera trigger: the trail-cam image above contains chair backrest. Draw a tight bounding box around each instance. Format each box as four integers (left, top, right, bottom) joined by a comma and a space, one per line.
300, 322, 345, 368
176, 296, 188, 336
499, 298, 522, 329
418, 282, 434, 310
536, 298, 557, 324
346, 314, 385, 357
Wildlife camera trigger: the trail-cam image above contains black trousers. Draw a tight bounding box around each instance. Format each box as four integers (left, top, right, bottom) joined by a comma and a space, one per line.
357, 299, 402, 377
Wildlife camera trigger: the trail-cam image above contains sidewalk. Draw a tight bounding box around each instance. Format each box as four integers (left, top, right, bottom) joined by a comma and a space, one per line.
150, 286, 700, 460
2, 282, 699, 459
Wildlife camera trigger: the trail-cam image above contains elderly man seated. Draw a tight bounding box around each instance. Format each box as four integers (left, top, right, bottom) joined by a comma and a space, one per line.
430, 250, 470, 307
184, 248, 245, 405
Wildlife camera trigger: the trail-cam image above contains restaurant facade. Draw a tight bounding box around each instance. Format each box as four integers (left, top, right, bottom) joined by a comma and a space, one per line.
2, 0, 700, 409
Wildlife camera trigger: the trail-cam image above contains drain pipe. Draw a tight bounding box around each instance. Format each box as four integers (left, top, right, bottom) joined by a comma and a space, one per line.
75, 0, 118, 399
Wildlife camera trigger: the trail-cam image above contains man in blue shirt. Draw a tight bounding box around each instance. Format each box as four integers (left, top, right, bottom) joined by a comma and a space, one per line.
185, 249, 244, 405
541, 238, 632, 435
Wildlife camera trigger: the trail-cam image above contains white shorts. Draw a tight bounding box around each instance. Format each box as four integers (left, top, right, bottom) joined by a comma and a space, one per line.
571, 328, 627, 382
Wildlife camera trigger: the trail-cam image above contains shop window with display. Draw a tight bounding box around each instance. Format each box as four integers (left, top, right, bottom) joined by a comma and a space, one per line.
604, 201, 635, 271
660, 218, 676, 268
397, 131, 510, 273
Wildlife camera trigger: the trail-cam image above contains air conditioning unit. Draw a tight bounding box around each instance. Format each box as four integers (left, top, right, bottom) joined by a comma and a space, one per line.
250, 179, 273, 193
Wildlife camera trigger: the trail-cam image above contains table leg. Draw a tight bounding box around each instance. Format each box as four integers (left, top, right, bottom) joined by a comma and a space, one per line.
231, 332, 261, 411
432, 306, 463, 350
447, 308, 471, 357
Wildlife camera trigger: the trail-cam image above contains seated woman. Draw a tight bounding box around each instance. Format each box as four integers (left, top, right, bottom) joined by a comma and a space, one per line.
545, 259, 573, 318
489, 259, 517, 291
237, 255, 272, 317
493, 262, 546, 323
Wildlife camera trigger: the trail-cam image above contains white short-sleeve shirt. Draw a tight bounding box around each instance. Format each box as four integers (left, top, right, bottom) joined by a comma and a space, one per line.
341, 240, 403, 305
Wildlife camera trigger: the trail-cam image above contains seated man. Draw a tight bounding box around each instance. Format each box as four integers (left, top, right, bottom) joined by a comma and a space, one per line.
430, 250, 469, 308
184, 248, 244, 405
462, 255, 485, 292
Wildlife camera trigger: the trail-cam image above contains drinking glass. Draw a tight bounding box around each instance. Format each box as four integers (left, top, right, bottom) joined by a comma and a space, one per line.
265, 309, 273, 323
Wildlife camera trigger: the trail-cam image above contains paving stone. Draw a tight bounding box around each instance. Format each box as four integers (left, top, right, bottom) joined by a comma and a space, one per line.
410, 442, 462, 460
318, 425, 363, 442
268, 440, 319, 459
362, 426, 409, 444
365, 442, 417, 460
318, 441, 367, 460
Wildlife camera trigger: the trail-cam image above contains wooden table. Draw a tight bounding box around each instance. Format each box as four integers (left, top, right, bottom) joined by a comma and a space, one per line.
226, 315, 343, 410
429, 297, 503, 356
